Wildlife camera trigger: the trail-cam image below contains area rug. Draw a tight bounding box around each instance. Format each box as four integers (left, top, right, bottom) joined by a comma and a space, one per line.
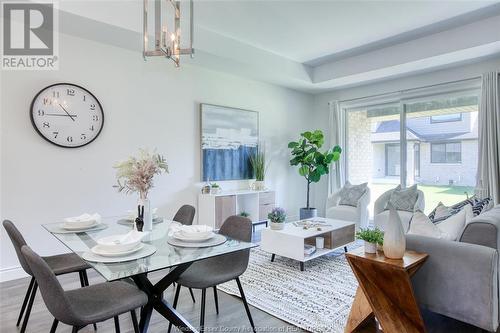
217, 246, 360, 333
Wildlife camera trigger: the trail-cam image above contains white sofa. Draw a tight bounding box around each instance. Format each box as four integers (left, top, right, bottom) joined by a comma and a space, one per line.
326, 187, 370, 230
374, 187, 425, 232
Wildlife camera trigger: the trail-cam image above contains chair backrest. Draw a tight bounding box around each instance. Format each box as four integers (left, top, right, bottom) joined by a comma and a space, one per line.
172, 205, 196, 225
3, 220, 32, 275
20, 246, 77, 324
217, 215, 253, 277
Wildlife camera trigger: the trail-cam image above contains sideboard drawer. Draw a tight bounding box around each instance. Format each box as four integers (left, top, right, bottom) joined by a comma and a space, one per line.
259, 191, 275, 205
259, 203, 275, 221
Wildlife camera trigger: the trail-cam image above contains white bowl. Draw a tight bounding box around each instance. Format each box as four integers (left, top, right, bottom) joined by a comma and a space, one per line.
178, 225, 213, 239
63, 220, 97, 229
97, 235, 141, 253
173, 231, 215, 243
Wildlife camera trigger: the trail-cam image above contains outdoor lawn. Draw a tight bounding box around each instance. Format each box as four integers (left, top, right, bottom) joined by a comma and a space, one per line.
369, 183, 474, 216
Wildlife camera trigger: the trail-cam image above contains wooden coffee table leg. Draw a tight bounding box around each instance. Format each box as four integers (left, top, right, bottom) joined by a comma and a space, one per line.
345, 287, 374, 333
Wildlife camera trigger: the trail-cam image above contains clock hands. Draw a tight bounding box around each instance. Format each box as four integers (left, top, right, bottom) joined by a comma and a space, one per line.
45, 113, 78, 117
58, 103, 76, 122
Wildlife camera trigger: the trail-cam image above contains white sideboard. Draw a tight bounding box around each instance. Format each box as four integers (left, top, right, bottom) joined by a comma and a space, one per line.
197, 189, 276, 230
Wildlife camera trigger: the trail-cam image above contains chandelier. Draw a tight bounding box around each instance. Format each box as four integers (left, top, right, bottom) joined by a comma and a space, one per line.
143, 0, 194, 67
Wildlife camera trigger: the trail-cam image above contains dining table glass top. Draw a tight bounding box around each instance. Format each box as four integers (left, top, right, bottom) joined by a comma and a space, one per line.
43, 217, 257, 281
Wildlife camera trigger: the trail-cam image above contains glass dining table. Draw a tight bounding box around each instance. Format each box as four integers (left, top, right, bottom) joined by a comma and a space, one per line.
43, 216, 257, 333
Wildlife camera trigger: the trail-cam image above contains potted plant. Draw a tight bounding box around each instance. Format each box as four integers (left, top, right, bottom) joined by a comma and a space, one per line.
240, 211, 250, 218
356, 228, 384, 254
268, 207, 286, 230
250, 148, 268, 191
114, 149, 168, 231
288, 130, 341, 219
210, 183, 221, 194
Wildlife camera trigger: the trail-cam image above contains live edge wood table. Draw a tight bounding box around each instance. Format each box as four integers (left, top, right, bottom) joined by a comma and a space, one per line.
345, 248, 428, 333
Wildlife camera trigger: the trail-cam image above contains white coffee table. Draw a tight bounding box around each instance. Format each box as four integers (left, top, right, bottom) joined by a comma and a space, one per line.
260, 217, 355, 271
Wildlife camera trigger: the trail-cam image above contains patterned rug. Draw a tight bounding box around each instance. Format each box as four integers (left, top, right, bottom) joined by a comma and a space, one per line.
217, 246, 360, 333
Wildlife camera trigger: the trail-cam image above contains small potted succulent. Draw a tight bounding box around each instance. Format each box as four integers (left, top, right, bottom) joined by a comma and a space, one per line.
210, 183, 221, 194
356, 228, 384, 254
240, 211, 250, 218
268, 207, 286, 230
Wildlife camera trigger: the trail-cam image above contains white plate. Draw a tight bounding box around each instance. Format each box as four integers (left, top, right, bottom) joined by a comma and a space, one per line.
173, 231, 215, 243
82, 244, 156, 263
90, 243, 144, 257
62, 222, 99, 231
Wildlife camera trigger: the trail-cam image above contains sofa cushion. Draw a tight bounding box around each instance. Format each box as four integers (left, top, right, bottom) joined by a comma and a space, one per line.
428, 198, 474, 223
408, 205, 473, 241
385, 184, 418, 212
326, 205, 358, 222
472, 197, 493, 216
338, 181, 367, 207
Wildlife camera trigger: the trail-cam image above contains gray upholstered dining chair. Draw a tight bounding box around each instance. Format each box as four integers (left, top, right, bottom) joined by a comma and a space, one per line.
2, 220, 93, 333
168, 215, 255, 333
21, 245, 148, 333
172, 204, 197, 303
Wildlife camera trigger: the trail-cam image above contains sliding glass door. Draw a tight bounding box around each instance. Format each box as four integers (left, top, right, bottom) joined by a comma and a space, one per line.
343, 85, 479, 219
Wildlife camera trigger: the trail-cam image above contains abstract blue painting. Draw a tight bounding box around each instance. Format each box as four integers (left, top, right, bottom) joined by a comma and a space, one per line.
201, 104, 258, 181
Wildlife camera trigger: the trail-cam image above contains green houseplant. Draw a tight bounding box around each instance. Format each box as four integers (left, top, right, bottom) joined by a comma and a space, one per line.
249, 148, 268, 191
288, 130, 341, 219
356, 228, 384, 254
268, 207, 286, 230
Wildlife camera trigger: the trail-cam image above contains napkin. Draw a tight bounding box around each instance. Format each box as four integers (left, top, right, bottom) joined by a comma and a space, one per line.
179, 225, 213, 237
64, 213, 101, 223
99, 230, 147, 246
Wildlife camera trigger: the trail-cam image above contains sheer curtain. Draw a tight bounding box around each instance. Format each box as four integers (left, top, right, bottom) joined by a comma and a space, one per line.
476, 71, 500, 204
327, 101, 345, 196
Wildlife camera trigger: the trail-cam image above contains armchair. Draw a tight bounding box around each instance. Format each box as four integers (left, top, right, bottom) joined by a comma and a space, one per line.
326, 187, 370, 230
374, 187, 424, 232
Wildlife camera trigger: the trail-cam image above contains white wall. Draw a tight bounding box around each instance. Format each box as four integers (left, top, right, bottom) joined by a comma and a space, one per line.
312, 56, 500, 214
0, 33, 315, 281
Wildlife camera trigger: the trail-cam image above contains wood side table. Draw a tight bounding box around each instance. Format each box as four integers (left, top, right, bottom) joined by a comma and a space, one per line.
345, 248, 428, 333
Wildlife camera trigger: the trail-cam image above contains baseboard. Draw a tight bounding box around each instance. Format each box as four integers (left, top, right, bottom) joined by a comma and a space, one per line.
0, 266, 28, 282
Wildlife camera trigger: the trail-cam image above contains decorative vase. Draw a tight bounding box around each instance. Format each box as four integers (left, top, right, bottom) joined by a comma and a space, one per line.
364, 241, 377, 254
383, 205, 406, 259
270, 222, 285, 230
139, 198, 153, 231
252, 180, 266, 191
300, 207, 317, 220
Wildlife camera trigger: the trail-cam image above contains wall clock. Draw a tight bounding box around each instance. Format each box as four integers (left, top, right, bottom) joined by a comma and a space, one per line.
30, 83, 104, 148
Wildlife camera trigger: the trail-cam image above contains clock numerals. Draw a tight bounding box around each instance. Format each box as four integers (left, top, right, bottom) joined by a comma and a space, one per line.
42, 122, 50, 128
90, 104, 96, 111
83, 95, 86, 102
80, 133, 87, 140
92, 115, 99, 121
43, 98, 52, 105
66, 89, 75, 96
38, 109, 45, 116
90, 125, 94, 131
53, 131, 58, 139
66, 136, 73, 143
52, 91, 60, 98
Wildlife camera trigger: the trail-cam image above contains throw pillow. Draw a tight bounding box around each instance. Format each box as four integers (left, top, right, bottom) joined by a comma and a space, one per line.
408, 204, 472, 241
338, 181, 368, 207
407, 211, 443, 239
385, 184, 418, 212
428, 198, 474, 223
472, 197, 492, 216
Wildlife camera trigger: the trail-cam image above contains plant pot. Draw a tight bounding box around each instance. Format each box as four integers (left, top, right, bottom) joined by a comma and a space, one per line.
300, 208, 317, 220
270, 222, 285, 230
210, 187, 221, 195
251, 180, 266, 191
364, 241, 377, 254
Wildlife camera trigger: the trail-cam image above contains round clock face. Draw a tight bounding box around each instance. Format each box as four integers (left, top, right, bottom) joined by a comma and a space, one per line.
30, 83, 104, 148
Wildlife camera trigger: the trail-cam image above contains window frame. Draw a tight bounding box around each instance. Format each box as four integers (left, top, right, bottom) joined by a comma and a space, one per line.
430, 113, 462, 123
430, 141, 462, 164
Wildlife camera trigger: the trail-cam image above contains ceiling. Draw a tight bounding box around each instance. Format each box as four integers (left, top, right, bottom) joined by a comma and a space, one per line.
55, 0, 500, 92
194, 0, 497, 63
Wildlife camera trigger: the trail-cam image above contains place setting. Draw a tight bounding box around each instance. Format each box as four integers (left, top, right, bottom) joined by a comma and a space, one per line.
44, 213, 108, 234
167, 224, 226, 248
82, 229, 156, 263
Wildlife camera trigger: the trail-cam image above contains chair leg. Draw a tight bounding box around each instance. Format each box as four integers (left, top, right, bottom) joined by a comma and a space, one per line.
82, 270, 89, 286
188, 287, 196, 303
16, 277, 35, 326
213, 286, 219, 315
235, 277, 256, 333
200, 288, 206, 333
20, 281, 37, 333
72, 326, 79, 333
49, 319, 59, 333
131, 310, 139, 333
79, 271, 97, 331
168, 284, 182, 333
114, 316, 120, 333
344, 246, 348, 253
